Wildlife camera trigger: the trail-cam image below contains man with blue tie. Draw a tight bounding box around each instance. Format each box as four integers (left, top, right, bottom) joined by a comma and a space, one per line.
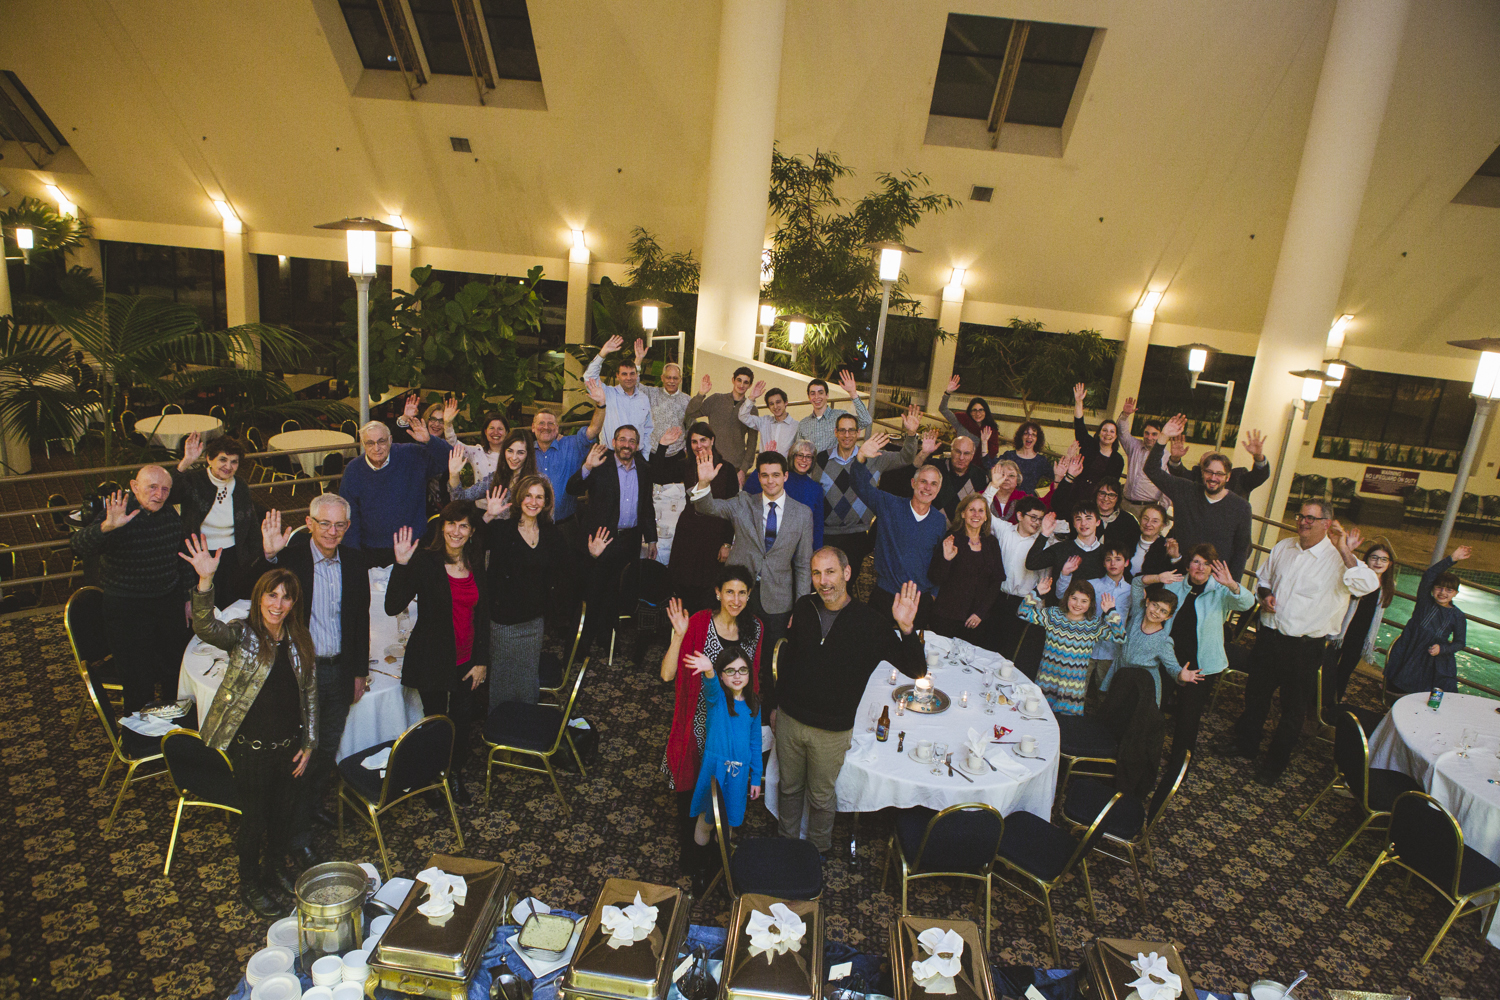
689, 449, 813, 664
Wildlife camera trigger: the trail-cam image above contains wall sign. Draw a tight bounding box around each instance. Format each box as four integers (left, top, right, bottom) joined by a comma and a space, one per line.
1360, 466, 1421, 496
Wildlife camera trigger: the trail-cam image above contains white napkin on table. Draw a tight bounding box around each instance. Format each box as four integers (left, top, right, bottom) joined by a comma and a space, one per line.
847, 734, 878, 764
745, 902, 806, 963
964, 728, 987, 761
1125, 952, 1182, 1000
601, 892, 657, 949
984, 752, 1030, 781
911, 927, 964, 994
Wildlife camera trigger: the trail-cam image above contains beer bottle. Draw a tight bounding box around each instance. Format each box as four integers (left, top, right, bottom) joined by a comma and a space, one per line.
876, 705, 891, 742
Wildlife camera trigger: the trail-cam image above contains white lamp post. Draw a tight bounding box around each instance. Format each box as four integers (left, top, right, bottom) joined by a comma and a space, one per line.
315, 216, 400, 425
864, 240, 920, 438
1181, 343, 1235, 451
776, 313, 813, 366
626, 298, 679, 360
1430, 338, 1500, 560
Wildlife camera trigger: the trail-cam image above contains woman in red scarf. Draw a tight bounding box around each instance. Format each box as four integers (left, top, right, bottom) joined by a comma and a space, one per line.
660, 564, 762, 893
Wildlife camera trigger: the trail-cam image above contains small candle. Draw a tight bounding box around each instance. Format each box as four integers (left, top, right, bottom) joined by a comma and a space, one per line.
916, 676, 933, 691
960, 690, 969, 708
895, 699, 905, 716
888, 667, 899, 685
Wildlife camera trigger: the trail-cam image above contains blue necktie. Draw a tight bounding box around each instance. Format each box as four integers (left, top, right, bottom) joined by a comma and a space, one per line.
765, 501, 778, 552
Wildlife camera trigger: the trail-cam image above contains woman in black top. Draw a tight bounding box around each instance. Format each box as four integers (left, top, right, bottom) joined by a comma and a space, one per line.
483, 474, 612, 708
1094, 481, 1141, 555
1072, 382, 1124, 491
1324, 539, 1397, 712
650, 423, 737, 612
182, 537, 316, 919
928, 494, 1006, 647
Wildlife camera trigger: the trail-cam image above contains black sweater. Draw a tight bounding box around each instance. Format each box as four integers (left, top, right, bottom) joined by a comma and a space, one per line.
1144, 442, 1253, 581
1026, 533, 1107, 586
771, 594, 926, 731
71, 500, 190, 599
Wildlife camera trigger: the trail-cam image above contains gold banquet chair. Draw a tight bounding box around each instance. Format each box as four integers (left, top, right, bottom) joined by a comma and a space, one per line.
160, 729, 241, 875
64, 586, 123, 737
338, 715, 463, 879
539, 601, 587, 708
482, 659, 591, 816
882, 803, 1005, 939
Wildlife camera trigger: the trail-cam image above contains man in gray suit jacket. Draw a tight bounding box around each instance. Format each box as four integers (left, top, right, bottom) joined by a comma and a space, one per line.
689, 449, 813, 660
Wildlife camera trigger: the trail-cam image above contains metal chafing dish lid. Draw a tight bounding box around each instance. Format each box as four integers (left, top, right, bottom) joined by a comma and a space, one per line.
372, 854, 512, 978
889, 917, 994, 1000
564, 880, 688, 1000
722, 895, 823, 1000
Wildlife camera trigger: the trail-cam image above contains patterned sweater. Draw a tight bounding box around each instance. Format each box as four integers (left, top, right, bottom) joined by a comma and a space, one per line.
1019, 593, 1123, 716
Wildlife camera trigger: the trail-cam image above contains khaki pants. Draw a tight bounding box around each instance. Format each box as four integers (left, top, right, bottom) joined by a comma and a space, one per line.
774, 712, 852, 852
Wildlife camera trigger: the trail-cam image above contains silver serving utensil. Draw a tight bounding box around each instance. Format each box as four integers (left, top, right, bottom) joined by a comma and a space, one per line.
984, 757, 997, 772
1279, 971, 1308, 999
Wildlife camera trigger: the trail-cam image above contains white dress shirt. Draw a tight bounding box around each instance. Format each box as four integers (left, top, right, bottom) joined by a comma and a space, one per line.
1257, 536, 1379, 638
584, 354, 654, 446
739, 398, 799, 455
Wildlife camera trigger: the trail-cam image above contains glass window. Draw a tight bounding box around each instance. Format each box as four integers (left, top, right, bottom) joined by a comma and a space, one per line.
1320, 370, 1476, 454
1007, 23, 1094, 128
337, 0, 400, 70
1133, 345, 1253, 435
102, 241, 227, 332
930, 14, 1012, 119
928, 15, 1093, 129
479, 0, 542, 81
257, 255, 391, 370
407, 0, 472, 76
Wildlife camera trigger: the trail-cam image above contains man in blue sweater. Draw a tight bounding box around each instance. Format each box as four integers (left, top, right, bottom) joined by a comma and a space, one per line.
850, 431, 947, 628
342, 394, 452, 565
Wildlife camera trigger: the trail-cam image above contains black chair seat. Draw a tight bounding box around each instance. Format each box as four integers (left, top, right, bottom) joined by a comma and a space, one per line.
1058, 715, 1118, 758
1062, 778, 1146, 840
486, 702, 563, 752
730, 837, 823, 899
339, 740, 395, 803
997, 810, 1077, 882
1458, 847, 1500, 896
894, 807, 1003, 874
538, 652, 564, 690
1367, 768, 1423, 812
118, 713, 190, 760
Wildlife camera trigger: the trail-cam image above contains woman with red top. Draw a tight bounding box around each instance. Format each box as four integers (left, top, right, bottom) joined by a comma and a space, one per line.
659, 564, 764, 894
386, 501, 490, 805
987, 459, 1029, 523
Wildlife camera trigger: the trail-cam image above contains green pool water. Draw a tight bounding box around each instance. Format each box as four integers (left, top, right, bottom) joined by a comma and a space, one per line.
1371, 568, 1500, 699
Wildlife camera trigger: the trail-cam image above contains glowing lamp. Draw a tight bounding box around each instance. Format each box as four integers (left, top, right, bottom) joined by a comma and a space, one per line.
15, 227, 34, 250
627, 298, 672, 333
759, 303, 776, 328
778, 313, 814, 346
389, 215, 411, 248
212, 200, 242, 233
1132, 289, 1164, 324
1472, 351, 1500, 400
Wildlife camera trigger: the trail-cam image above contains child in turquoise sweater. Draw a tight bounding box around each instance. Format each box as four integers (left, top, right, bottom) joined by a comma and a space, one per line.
687, 647, 763, 843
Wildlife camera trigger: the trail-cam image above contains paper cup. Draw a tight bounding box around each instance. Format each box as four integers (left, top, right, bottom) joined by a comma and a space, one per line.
1000, 664, 1015, 681
310, 955, 344, 987
915, 740, 933, 761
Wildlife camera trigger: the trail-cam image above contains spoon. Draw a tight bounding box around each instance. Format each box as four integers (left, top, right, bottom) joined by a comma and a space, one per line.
1279, 970, 1308, 999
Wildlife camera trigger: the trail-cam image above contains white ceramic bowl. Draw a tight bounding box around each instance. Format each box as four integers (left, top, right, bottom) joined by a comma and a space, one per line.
310, 955, 344, 987
245, 946, 295, 986
341, 949, 369, 982
302, 989, 334, 1000
250, 971, 302, 1000
266, 916, 301, 952
367, 915, 392, 944
331, 982, 364, 1000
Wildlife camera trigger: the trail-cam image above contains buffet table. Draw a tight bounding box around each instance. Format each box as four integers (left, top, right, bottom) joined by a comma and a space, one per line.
178, 566, 423, 761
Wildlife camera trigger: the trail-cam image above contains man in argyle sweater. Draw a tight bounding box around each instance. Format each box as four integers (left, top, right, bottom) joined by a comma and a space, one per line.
810, 412, 933, 580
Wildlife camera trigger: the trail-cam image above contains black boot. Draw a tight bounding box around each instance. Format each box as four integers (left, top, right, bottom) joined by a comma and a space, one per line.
240, 861, 285, 919
449, 775, 472, 807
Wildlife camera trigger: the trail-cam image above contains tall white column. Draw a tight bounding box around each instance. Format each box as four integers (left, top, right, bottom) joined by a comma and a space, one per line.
1108, 319, 1153, 415
1235, 0, 1410, 525
692, 0, 786, 361
564, 253, 591, 412
392, 243, 416, 295
925, 292, 964, 409
224, 229, 261, 368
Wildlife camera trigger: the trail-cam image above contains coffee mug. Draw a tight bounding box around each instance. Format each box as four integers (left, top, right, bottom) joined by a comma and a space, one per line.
967, 750, 984, 770
1024, 696, 1041, 714
1020, 735, 1038, 755
915, 740, 933, 761
1000, 664, 1015, 681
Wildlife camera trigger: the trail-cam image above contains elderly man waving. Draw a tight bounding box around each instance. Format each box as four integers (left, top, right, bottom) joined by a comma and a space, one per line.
340, 393, 452, 566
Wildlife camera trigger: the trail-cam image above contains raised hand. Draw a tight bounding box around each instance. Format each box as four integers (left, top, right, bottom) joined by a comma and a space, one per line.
1454, 545, 1473, 562
942, 535, 958, 561
1327, 519, 1347, 548
1164, 538, 1180, 559
1062, 555, 1082, 577
392, 526, 419, 565
1343, 524, 1362, 551
407, 404, 431, 442
660, 424, 683, 446
1120, 397, 1137, 417
1073, 382, 1087, 404
750, 379, 766, 400
891, 580, 921, 634
1169, 434, 1188, 460
667, 597, 690, 636
1161, 413, 1187, 440
698, 374, 712, 396
1040, 511, 1057, 537
404, 393, 420, 420
1179, 664, 1202, 685
442, 395, 459, 424
584, 442, 609, 471
180, 431, 204, 469
902, 403, 923, 436
584, 378, 606, 407
990, 462, 1009, 489
601, 334, 624, 356
1066, 452, 1084, 477
717, 543, 731, 563
588, 527, 613, 557
1210, 559, 1237, 590
448, 445, 467, 479
1157, 569, 1185, 586
1053, 454, 1071, 481
1242, 428, 1265, 460
695, 448, 722, 487
633, 338, 647, 364
946, 374, 960, 394
179, 534, 222, 581
980, 425, 993, 451
858, 431, 890, 460
1099, 593, 1116, 614
1036, 575, 1053, 597
99, 490, 139, 533
483, 481, 509, 522
685, 651, 715, 677
837, 369, 858, 398
918, 427, 940, 458
261, 509, 293, 559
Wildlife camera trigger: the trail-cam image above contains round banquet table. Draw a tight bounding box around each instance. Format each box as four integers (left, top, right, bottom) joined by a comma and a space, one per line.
267, 429, 357, 476
1368, 691, 1500, 948
177, 565, 423, 762
763, 632, 1061, 827
135, 413, 222, 452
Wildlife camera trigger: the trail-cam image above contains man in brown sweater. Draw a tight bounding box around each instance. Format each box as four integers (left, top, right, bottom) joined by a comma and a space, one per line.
686, 366, 757, 480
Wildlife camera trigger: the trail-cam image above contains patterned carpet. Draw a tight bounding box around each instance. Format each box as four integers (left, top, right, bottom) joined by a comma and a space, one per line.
3, 608, 1499, 1000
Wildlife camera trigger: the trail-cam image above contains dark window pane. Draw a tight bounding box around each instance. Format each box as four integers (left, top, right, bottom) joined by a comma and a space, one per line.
338, 1, 399, 70
1132, 345, 1253, 437
480, 0, 542, 81
931, 54, 1004, 118
943, 14, 1013, 56
1318, 368, 1476, 460
102, 241, 226, 331
1005, 23, 1092, 128
257, 255, 390, 370
408, 0, 472, 76
1021, 21, 1094, 64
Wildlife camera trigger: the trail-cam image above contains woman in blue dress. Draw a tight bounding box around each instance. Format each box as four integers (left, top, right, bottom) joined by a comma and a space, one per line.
686, 646, 762, 844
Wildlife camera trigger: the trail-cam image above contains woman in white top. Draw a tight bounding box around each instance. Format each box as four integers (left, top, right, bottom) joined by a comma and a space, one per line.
443, 397, 510, 483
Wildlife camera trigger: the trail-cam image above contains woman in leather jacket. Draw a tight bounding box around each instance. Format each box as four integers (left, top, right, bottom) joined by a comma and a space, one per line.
183, 535, 317, 920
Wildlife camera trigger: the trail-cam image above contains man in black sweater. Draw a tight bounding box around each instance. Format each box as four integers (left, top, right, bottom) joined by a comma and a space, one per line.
1144, 413, 1253, 582
71, 466, 192, 713
1025, 505, 1108, 592
924, 434, 989, 518
1166, 428, 1271, 499
769, 546, 925, 854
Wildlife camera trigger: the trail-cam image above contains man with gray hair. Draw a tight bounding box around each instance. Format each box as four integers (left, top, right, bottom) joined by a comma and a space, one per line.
250, 497, 369, 862
340, 393, 452, 565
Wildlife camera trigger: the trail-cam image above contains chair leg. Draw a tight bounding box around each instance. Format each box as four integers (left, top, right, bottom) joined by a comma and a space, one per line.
542, 757, 570, 818
1140, 830, 1157, 873
98, 749, 120, 790
163, 798, 186, 875
369, 806, 392, 880
565, 730, 587, 778
984, 874, 992, 943
484, 749, 496, 807
1041, 887, 1060, 967
337, 785, 346, 845
1329, 812, 1378, 864
1297, 777, 1338, 822
1345, 850, 1390, 909
105, 760, 138, 834
442, 781, 465, 851
880, 834, 893, 893
1421, 897, 1469, 964
1079, 858, 1099, 923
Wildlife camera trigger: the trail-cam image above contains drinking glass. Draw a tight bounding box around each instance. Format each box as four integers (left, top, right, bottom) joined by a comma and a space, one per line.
396, 611, 412, 647
931, 742, 949, 775
867, 703, 881, 733
984, 691, 997, 716
1459, 727, 1477, 758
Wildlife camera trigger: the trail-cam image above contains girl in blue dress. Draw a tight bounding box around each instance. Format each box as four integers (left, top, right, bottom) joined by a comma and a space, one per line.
687, 646, 762, 844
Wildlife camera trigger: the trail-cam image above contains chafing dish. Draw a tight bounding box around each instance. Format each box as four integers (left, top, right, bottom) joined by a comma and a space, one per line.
1078, 938, 1196, 1000
560, 880, 690, 1000
889, 917, 995, 1000
368, 854, 513, 1000
720, 895, 823, 1000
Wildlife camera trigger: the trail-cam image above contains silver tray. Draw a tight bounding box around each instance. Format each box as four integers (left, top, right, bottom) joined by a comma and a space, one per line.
892, 685, 951, 714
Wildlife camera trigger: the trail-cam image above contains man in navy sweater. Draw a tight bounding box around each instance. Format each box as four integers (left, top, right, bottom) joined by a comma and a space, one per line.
341, 394, 452, 565
849, 431, 948, 627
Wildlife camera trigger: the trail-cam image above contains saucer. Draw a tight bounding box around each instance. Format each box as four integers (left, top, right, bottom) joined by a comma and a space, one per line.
1016, 708, 1048, 721
907, 747, 940, 765
1012, 745, 1044, 759
955, 757, 989, 776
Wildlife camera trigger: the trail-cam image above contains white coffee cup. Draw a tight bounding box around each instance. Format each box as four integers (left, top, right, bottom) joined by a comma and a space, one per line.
1000, 664, 1015, 681
967, 750, 984, 771
915, 740, 933, 761
1020, 735, 1038, 756
1024, 696, 1041, 714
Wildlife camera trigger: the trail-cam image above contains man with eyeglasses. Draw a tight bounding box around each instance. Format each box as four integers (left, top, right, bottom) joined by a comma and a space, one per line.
342, 393, 453, 566
1144, 413, 1252, 582
252, 495, 370, 862
1224, 500, 1377, 786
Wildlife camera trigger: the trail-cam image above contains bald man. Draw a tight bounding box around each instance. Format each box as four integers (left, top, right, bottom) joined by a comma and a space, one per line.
72, 465, 194, 712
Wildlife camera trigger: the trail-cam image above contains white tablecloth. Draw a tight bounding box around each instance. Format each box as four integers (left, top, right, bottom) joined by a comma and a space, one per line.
136, 414, 223, 451
764, 632, 1060, 824
268, 429, 357, 476
177, 566, 424, 762
1369, 692, 1500, 948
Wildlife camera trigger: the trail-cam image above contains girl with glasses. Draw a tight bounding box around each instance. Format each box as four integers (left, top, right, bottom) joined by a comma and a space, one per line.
683, 646, 762, 855
1324, 539, 1397, 709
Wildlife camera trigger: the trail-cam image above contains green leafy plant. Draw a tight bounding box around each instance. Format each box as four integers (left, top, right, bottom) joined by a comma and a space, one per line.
957, 318, 1116, 419
1, 198, 99, 324
338, 265, 550, 422
569, 229, 701, 385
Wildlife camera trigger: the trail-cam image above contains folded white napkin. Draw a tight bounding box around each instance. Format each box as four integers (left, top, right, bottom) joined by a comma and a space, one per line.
361, 747, 391, 777
119, 713, 180, 737
964, 728, 987, 760
415, 867, 468, 919
984, 752, 1030, 781
745, 902, 806, 963
601, 892, 657, 948
1126, 952, 1182, 1000
1010, 682, 1041, 700
847, 733, 878, 764
911, 927, 964, 994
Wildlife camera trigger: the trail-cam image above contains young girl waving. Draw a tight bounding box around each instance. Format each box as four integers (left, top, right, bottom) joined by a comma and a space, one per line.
1019, 575, 1123, 716
685, 647, 763, 845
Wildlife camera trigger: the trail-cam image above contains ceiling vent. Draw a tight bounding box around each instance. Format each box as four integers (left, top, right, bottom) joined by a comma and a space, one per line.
450, 137, 472, 152
969, 185, 994, 202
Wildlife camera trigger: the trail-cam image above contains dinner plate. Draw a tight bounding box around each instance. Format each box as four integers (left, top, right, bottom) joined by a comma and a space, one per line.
246, 946, 294, 985
250, 971, 302, 999
955, 757, 989, 776
266, 916, 300, 952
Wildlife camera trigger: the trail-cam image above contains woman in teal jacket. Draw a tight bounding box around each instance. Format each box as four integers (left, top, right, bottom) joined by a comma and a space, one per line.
1141, 543, 1255, 760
